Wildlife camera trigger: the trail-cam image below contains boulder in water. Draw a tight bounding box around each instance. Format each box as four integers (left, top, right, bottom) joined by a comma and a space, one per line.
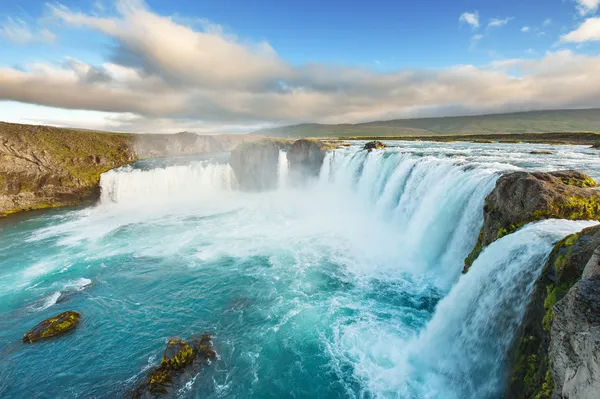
134, 334, 217, 398
592, 141, 600, 149
464, 170, 600, 272
530, 151, 553, 155
363, 141, 386, 152
22, 311, 81, 343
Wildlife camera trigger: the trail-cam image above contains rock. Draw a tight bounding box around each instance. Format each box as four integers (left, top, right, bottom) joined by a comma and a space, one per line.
592, 141, 600, 149
505, 224, 600, 399
363, 141, 386, 152
22, 311, 81, 343
464, 170, 600, 272
550, 279, 600, 399
530, 151, 554, 155
287, 139, 337, 184
229, 139, 292, 191
133, 335, 217, 398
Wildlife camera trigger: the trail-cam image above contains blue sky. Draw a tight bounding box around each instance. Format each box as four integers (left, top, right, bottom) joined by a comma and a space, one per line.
1, 0, 600, 133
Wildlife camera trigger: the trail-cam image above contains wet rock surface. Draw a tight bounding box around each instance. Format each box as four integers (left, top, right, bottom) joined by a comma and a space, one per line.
464, 170, 600, 272
133, 335, 217, 398
363, 141, 387, 151
22, 311, 81, 343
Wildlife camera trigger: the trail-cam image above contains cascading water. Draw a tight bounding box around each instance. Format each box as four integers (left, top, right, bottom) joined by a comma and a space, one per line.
277, 150, 289, 189
1, 142, 599, 398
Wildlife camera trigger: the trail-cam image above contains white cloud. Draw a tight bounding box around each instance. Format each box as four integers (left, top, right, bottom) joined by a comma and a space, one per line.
575, 0, 600, 16
460, 11, 480, 28
3, 1, 600, 132
0, 17, 55, 44
521, 26, 530, 32
543, 18, 552, 26
488, 17, 512, 28
561, 17, 600, 42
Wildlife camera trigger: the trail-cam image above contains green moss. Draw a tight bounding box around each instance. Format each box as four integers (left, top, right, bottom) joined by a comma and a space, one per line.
145, 339, 196, 393
560, 176, 597, 188
22, 311, 81, 343
536, 367, 554, 399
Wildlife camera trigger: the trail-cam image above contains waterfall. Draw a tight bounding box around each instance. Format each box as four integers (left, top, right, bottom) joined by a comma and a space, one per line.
278, 150, 290, 189
99, 161, 237, 204
398, 219, 599, 398
317, 148, 502, 286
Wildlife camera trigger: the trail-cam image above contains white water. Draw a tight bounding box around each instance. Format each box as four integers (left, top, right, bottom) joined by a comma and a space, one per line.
278, 150, 290, 189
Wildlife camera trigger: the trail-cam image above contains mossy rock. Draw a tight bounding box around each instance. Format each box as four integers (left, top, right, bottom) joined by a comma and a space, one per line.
134, 335, 217, 397
529, 151, 553, 155
464, 170, 600, 272
22, 311, 81, 343
363, 141, 387, 151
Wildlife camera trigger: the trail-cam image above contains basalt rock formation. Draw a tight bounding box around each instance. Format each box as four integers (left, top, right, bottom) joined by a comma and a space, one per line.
229, 139, 292, 191
133, 335, 217, 398
464, 171, 600, 272
229, 138, 339, 190
22, 311, 81, 343
0, 122, 259, 217
506, 224, 600, 399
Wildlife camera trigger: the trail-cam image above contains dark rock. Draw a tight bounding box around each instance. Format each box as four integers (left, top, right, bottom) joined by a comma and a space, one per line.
530, 151, 553, 155
287, 139, 337, 184
363, 141, 386, 152
22, 311, 81, 343
464, 170, 600, 272
133, 335, 217, 398
505, 225, 600, 399
592, 141, 600, 149
229, 139, 291, 191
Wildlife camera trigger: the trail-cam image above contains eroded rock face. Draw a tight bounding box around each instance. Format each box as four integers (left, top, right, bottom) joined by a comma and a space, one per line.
22, 311, 81, 343
133, 335, 217, 398
287, 139, 331, 184
464, 171, 600, 272
550, 279, 600, 399
229, 139, 291, 191
505, 225, 600, 399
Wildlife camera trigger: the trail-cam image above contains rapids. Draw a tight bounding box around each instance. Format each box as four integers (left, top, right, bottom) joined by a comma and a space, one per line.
0, 141, 599, 398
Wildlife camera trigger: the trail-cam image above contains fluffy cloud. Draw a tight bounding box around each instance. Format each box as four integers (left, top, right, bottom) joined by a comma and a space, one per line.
0, 17, 55, 44
575, 0, 600, 16
521, 26, 530, 32
459, 11, 480, 28
561, 17, 600, 42
3, 1, 600, 133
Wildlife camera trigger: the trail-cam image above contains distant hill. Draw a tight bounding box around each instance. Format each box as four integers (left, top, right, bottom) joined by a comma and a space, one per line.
255, 109, 600, 138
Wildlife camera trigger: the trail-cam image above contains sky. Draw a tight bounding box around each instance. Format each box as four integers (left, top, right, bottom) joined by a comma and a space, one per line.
1, 0, 600, 133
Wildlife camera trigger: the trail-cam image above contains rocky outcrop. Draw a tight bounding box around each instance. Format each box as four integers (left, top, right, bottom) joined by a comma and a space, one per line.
287, 139, 338, 184
464, 171, 600, 272
229, 139, 292, 191
0, 122, 260, 217
133, 335, 217, 398
22, 311, 81, 343
505, 225, 600, 399
363, 140, 386, 151
229, 138, 339, 190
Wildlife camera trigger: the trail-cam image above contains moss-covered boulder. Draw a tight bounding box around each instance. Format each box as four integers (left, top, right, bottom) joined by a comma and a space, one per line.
464, 171, 600, 272
530, 151, 553, 155
134, 335, 217, 398
363, 141, 386, 151
505, 224, 600, 399
22, 311, 81, 343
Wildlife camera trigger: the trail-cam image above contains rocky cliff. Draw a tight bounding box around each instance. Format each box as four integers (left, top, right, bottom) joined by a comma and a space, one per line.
229, 138, 340, 190
506, 224, 600, 399
464, 171, 600, 272
0, 122, 259, 216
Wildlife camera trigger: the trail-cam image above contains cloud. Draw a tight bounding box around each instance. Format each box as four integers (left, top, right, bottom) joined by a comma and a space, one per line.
0, 17, 55, 44
561, 17, 600, 42
575, 0, 600, 16
488, 17, 513, 28
3, 1, 600, 133
459, 11, 480, 28
521, 26, 530, 32
543, 18, 552, 26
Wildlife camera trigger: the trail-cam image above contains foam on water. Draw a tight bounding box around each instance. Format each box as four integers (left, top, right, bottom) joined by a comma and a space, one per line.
1, 141, 600, 398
